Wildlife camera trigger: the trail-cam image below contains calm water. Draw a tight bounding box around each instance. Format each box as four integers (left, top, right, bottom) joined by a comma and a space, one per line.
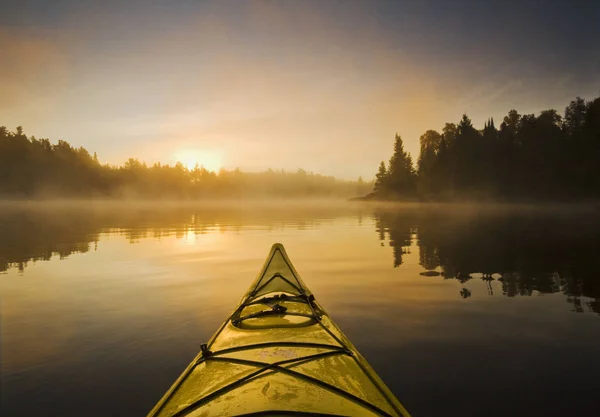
1, 202, 600, 417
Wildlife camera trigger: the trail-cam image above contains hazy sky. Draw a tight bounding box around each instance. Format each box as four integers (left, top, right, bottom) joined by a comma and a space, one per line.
2, 0, 599, 179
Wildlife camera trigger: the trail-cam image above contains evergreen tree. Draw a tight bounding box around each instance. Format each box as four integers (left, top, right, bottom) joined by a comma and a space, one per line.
387, 134, 416, 197
374, 161, 388, 193
503, 109, 521, 134
563, 97, 588, 139
417, 130, 442, 197
453, 114, 482, 192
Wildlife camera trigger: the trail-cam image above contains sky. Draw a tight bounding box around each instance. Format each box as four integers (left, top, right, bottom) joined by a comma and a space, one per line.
2, 0, 599, 179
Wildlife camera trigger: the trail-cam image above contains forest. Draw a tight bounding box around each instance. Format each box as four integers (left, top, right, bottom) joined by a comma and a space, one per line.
373, 94, 600, 201
0, 126, 371, 199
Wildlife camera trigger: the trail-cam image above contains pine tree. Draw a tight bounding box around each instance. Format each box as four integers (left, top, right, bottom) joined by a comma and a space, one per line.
374, 161, 388, 192
387, 133, 416, 197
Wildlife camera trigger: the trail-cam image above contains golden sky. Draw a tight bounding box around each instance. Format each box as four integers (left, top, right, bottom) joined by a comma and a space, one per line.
2, 0, 599, 178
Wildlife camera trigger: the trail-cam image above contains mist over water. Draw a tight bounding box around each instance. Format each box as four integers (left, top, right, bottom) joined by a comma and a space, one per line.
1, 201, 599, 416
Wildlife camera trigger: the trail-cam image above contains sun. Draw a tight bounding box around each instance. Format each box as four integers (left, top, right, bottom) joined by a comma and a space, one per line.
175, 150, 222, 173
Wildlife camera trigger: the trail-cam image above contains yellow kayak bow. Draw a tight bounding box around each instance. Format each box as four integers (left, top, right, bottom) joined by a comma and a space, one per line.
148, 243, 411, 417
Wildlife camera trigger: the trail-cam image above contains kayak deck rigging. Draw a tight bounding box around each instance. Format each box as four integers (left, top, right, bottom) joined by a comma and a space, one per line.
148, 244, 411, 417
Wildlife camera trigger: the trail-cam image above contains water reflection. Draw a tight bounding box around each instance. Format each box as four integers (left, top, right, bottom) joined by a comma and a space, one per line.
0, 202, 362, 272
374, 206, 600, 314
2, 203, 600, 315
2, 202, 600, 417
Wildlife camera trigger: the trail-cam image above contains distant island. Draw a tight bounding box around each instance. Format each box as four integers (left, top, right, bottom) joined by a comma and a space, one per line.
363, 94, 600, 202
0, 126, 371, 199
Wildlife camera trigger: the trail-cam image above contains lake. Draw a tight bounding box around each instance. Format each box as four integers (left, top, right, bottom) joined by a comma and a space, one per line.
1, 201, 599, 416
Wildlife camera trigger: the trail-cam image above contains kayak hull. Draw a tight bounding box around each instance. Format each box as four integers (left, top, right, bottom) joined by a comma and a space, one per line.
148, 243, 410, 417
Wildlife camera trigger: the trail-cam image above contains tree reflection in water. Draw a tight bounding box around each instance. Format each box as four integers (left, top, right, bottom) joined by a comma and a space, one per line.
2, 202, 599, 315
374, 205, 600, 314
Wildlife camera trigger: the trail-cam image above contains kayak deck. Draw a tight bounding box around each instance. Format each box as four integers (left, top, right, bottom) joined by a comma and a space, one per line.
148, 243, 410, 417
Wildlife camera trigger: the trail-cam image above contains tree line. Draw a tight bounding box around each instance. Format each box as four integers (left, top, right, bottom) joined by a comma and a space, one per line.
0, 126, 371, 198
372, 94, 600, 201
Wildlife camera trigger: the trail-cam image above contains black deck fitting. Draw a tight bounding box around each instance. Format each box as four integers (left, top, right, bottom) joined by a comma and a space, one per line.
200, 343, 212, 357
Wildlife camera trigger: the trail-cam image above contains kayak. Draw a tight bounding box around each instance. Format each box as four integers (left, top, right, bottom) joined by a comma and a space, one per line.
147, 243, 411, 417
